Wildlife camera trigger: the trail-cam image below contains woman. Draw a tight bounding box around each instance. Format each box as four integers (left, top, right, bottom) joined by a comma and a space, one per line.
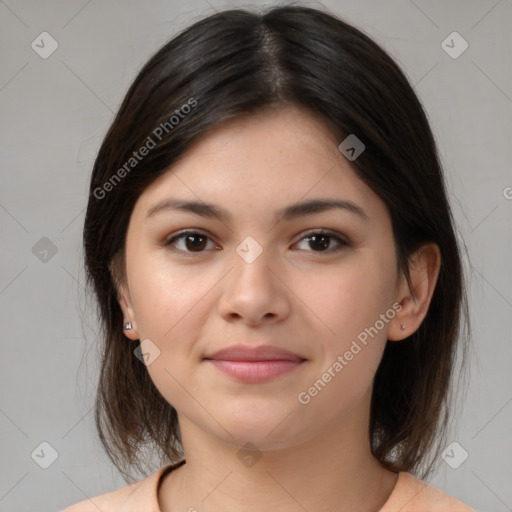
61, 5, 474, 511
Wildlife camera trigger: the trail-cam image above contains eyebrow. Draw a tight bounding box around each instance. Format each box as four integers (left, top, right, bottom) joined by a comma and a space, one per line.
146, 198, 369, 222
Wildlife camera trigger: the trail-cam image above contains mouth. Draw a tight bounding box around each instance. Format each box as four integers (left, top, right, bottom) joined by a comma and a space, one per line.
203, 344, 307, 383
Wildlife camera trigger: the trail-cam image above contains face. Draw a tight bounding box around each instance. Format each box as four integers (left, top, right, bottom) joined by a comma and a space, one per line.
117, 104, 406, 451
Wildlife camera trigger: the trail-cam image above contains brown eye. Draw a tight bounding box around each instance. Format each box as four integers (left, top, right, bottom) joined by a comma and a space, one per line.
165, 231, 217, 253
294, 230, 349, 253
164, 229, 349, 255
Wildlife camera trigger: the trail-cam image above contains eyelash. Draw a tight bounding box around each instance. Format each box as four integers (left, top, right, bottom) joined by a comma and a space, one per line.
163, 229, 350, 256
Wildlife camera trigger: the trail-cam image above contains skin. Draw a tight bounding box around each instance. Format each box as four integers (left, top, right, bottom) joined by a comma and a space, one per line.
115, 104, 441, 512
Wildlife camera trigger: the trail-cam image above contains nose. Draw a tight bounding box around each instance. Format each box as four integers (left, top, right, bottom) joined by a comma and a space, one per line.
217, 246, 291, 326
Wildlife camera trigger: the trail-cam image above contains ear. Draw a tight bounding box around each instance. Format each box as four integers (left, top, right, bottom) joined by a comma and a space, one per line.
388, 242, 441, 341
116, 283, 139, 340
109, 257, 139, 341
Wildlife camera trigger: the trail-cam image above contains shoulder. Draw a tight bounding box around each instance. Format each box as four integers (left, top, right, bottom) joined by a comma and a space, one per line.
59, 464, 173, 512
381, 471, 475, 512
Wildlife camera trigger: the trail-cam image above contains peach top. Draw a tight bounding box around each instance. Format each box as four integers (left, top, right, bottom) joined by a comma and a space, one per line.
60, 459, 475, 511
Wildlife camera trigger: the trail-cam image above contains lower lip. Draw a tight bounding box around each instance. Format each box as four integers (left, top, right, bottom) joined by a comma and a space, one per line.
207, 359, 304, 383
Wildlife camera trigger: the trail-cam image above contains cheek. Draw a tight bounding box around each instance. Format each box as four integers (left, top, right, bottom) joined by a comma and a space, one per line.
128, 262, 217, 397
130, 259, 206, 339
294, 262, 393, 417
303, 254, 396, 341
297, 253, 396, 407
130, 267, 210, 408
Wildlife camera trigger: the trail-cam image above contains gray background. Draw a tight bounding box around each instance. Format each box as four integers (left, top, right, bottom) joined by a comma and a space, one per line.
0, 1, 511, 511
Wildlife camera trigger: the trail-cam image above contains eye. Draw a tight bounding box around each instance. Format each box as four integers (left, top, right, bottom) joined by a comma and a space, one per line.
164, 230, 219, 253
164, 229, 350, 255
293, 230, 350, 253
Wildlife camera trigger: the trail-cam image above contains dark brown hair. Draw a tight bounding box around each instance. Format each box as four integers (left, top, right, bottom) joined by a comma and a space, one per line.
83, 5, 471, 482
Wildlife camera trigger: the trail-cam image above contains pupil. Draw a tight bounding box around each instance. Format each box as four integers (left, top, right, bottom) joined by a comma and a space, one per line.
310, 234, 329, 251
186, 235, 206, 251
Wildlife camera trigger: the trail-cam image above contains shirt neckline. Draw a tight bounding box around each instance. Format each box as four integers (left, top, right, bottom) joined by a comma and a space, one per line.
152, 459, 186, 511
152, 460, 405, 512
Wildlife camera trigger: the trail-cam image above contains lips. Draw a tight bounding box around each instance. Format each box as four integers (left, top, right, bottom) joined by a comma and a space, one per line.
204, 344, 305, 362
204, 344, 306, 383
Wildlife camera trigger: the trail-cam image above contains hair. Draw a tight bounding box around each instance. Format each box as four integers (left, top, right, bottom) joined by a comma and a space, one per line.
82, 4, 471, 482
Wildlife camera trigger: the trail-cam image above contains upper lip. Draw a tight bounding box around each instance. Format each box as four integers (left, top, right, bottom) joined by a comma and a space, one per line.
204, 344, 306, 362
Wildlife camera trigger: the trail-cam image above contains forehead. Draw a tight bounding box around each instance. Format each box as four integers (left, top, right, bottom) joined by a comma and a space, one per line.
176, 104, 340, 170
132, 105, 386, 224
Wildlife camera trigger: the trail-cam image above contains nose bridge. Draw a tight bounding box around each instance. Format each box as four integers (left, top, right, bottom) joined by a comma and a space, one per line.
235, 234, 266, 266
218, 234, 288, 323
231, 234, 274, 290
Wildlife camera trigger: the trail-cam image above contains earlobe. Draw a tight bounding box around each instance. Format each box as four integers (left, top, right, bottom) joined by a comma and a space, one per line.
388, 243, 441, 341
117, 285, 139, 341
109, 255, 139, 340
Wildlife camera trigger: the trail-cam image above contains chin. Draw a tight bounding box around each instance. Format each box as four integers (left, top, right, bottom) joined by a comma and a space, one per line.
213, 405, 309, 447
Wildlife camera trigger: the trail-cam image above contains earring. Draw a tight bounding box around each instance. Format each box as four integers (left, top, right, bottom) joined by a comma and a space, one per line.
124, 321, 132, 330
400, 323, 406, 331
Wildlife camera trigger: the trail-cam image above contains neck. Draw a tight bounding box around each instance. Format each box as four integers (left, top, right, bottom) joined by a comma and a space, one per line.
158, 389, 398, 512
